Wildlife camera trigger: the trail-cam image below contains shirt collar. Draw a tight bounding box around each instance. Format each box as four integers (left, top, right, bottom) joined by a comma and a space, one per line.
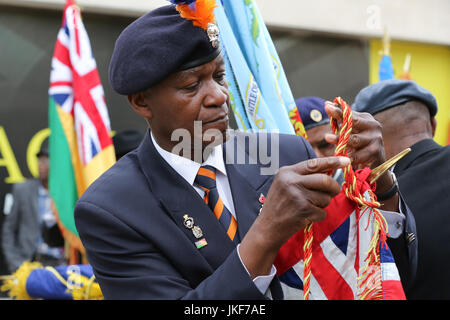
150, 131, 226, 186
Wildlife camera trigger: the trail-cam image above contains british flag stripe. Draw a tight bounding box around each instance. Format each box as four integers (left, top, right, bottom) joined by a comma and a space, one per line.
74, 103, 101, 164
90, 85, 111, 132
65, 7, 97, 77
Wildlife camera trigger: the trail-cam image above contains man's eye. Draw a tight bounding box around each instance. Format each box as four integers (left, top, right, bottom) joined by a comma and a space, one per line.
215, 73, 226, 84
183, 82, 199, 91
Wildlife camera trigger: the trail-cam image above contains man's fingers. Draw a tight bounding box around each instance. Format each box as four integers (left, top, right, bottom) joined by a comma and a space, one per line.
324, 133, 338, 145
293, 156, 350, 175
301, 206, 327, 224
324, 101, 343, 123
350, 112, 381, 134
295, 173, 341, 197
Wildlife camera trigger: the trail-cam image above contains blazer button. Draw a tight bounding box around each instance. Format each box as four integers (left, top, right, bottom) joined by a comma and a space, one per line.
406, 232, 416, 244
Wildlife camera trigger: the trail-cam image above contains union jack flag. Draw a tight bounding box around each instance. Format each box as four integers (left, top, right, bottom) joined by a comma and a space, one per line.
275, 169, 406, 300
49, 0, 112, 166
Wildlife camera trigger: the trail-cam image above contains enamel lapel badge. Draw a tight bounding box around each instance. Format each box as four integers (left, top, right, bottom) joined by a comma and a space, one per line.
183, 214, 207, 249
258, 193, 265, 215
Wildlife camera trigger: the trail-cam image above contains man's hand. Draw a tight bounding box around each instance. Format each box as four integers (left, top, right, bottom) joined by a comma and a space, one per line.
239, 156, 350, 279
324, 101, 398, 211
324, 101, 386, 170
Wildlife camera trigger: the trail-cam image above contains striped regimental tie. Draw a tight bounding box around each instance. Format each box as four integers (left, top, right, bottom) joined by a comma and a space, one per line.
195, 165, 239, 244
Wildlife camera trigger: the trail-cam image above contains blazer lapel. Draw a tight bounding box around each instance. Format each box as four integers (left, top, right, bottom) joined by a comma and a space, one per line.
136, 130, 236, 270
223, 134, 273, 242
223, 133, 283, 299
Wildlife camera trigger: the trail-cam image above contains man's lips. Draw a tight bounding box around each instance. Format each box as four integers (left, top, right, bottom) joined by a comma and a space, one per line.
203, 114, 228, 125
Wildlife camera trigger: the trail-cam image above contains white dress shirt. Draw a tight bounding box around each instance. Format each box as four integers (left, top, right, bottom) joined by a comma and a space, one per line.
150, 133, 276, 296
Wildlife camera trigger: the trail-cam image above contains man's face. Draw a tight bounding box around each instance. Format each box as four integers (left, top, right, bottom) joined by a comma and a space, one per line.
306, 124, 335, 158
140, 54, 229, 155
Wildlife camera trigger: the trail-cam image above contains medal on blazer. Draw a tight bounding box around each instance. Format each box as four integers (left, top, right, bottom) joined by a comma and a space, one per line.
183, 214, 207, 248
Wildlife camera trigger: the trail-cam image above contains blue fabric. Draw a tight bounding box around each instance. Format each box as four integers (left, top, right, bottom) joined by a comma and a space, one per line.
26, 265, 96, 300
330, 217, 350, 255
214, 0, 296, 134
278, 268, 303, 290
379, 55, 395, 81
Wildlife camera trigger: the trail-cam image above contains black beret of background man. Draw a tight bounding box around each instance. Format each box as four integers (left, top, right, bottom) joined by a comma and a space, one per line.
353, 79, 450, 299
74, 4, 401, 300
112, 129, 144, 160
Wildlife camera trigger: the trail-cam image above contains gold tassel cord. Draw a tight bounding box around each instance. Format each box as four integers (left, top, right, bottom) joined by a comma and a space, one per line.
0, 261, 43, 300
0, 262, 103, 300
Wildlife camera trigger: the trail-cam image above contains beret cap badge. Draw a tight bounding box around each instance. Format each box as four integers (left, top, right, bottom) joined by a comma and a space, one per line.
207, 22, 220, 48
171, 0, 219, 48
310, 109, 323, 123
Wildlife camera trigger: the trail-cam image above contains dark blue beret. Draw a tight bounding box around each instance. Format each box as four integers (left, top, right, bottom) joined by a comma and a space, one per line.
109, 5, 220, 95
295, 96, 329, 130
352, 79, 438, 117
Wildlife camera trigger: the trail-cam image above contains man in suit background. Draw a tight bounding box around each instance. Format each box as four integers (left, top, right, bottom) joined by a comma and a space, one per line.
353, 79, 450, 299
74, 4, 400, 299
2, 144, 65, 273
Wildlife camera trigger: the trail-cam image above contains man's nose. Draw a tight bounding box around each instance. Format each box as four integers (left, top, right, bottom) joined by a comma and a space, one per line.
203, 80, 228, 107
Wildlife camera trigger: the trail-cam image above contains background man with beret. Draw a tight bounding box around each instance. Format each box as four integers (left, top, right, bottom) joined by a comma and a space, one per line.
353, 79, 450, 299
296, 96, 344, 185
74, 3, 401, 299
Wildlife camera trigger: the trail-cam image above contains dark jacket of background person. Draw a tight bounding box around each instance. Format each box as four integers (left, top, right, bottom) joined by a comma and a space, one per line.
353, 79, 449, 299
393, 139, 450, 299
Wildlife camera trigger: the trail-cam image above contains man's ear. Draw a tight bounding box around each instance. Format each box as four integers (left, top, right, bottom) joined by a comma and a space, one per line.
430, 117, 437, 137
127, 92, 153, 119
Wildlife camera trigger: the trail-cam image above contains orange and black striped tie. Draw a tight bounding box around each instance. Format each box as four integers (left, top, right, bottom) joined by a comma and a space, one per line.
195, 165, 239, 244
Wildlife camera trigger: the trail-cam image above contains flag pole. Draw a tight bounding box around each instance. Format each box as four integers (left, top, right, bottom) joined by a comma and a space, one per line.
382, 26, 390, 56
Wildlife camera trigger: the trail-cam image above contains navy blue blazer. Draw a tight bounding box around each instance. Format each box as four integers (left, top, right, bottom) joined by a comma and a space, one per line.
75, 130, 315, 299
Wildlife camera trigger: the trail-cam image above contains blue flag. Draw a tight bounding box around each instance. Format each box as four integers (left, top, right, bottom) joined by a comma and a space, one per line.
379, 55, 395, 81
215, 0, 306, 137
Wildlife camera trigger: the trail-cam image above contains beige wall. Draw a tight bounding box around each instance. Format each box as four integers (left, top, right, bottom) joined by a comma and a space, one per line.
1, 0, 449, 46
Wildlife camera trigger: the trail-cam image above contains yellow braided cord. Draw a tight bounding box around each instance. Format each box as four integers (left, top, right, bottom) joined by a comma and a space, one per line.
67, 269, 103, 300
0, 261, 43, 300
0, 262, 103, 300
303, 223, 313, 300
331, 97, 389, 300
44, 266, 69, 287
356, 189, 389, 300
